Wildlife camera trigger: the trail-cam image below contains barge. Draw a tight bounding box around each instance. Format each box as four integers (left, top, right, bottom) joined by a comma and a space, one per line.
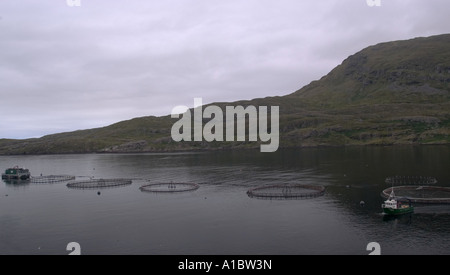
2, 166, 31, 180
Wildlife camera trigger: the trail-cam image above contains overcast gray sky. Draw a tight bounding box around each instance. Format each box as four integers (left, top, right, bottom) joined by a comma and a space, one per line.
1, 0, 449, 139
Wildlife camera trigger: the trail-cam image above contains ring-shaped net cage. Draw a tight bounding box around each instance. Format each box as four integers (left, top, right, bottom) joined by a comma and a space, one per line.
385, 176, 437, 186
31, 175, 76, 184
247, 184, 325, 200
140, 183, 200, 193
67, 178, 132, 189
381, 186, 450, 204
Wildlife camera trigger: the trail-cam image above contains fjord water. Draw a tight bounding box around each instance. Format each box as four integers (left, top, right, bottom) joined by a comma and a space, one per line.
1, 146, 450, 255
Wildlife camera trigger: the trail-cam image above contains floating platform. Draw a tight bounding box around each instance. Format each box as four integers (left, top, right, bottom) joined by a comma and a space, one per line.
31, 175, 76, 184
381, 186, 450, 204
385, 176, 437, 186
2, 166, 31, 180
247, 184, 326, 200
67, 178, 132, 189
140, 183, 200, 193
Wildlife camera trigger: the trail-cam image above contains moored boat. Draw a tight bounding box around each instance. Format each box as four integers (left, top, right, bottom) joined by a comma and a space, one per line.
2, 166, 31, 180
382, 189, 414, 216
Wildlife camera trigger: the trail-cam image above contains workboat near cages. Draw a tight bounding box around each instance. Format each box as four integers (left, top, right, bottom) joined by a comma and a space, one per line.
2, 166, 31, 180
382, 189, 414, 216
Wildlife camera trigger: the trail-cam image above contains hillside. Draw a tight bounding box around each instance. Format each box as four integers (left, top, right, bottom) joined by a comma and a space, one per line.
281, 34, 450, 147
1, 34, 449, 154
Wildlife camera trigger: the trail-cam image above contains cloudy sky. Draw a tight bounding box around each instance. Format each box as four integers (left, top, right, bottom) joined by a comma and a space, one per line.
0, 0, 449, 139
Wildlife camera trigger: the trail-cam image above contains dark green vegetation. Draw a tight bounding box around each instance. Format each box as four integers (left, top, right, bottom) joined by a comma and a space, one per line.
1, 34, 449, 154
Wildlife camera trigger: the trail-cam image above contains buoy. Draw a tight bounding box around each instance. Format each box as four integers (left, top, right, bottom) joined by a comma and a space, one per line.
360, 201, 365, 206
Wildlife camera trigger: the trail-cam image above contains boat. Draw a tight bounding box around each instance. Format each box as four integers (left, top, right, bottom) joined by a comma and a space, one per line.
382, 189, 414, 216
2, 166, 31, 180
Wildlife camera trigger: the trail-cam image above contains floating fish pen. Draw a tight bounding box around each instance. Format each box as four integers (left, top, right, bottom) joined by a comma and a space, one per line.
67, 178, 132, 189
31, 175, 76, 184
385, 176, 437, 186
140, 183, 200, 193
247, 184, 325, 200
381, 186, 450, 204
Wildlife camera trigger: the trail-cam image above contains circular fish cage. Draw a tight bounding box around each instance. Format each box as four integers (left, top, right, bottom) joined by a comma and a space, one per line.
385, 176, 437, 186
31, 175, 76, 184
67, 178, 132, 189
247, 184, 325, 200
140, 183, 200, 193
381, 186, 450, 204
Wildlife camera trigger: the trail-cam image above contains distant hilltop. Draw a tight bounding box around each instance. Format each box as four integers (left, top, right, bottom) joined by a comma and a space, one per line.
1, 34, 449, 155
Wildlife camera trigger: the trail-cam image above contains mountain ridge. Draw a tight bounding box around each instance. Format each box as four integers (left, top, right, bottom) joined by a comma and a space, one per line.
1, 34, 449, 154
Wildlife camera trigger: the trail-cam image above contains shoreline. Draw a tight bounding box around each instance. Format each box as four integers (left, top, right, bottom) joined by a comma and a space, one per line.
0, 143, 448, 157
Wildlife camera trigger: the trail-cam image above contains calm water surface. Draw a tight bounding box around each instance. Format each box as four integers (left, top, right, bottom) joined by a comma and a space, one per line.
1, 146, 450, 255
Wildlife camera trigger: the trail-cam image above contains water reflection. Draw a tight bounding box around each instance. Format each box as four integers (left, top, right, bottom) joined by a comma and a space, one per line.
2, 179, 28, 184
1, 146, 450, 254
382, 213, 413, 224
2, 179, 31, 188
